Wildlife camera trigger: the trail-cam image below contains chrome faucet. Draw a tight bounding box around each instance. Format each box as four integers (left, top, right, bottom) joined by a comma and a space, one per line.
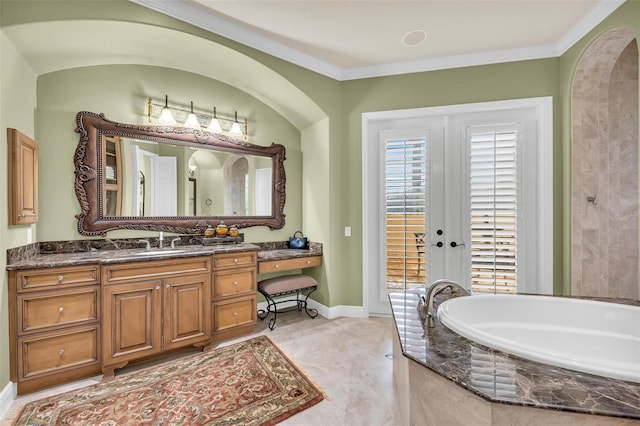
423, 279, 470, 327
137, 239, 151, 250
170, 238, 181, 249
158, 231, 164, 249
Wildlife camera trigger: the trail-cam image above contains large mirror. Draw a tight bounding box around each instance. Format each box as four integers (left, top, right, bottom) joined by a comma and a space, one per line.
74, 112, 286, 236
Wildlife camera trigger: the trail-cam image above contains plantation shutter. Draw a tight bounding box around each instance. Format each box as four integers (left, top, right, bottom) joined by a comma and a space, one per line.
468, 125, 518, 293
384, 136, 428, 290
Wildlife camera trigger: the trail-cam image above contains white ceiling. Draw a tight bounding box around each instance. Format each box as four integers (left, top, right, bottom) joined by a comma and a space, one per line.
131, 0, 626, 80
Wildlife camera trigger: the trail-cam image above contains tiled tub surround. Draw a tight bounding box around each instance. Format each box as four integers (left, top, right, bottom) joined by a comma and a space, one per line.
390, 290, 640, 425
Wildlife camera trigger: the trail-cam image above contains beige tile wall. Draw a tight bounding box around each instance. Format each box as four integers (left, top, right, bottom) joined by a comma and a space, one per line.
571, 27, 639, 299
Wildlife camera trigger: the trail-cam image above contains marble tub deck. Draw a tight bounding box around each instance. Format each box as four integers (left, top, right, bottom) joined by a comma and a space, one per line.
390, 290, 640, 422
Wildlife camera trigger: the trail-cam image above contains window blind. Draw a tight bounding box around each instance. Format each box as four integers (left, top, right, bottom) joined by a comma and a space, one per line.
468, 127, 518, 293
384, 137, 428, 290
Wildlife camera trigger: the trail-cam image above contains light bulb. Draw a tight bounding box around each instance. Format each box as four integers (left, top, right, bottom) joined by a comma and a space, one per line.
229, 111, 243, 137
184, 101, 201, 129
207, 107, 222, 133
158, 95, 176, 125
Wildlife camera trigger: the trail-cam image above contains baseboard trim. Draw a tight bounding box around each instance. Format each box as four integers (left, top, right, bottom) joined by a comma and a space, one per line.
0, 381, 17, 422
257, 299, 367, 320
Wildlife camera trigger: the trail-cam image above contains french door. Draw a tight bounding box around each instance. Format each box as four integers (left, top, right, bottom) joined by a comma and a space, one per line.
363, 98, 553, 316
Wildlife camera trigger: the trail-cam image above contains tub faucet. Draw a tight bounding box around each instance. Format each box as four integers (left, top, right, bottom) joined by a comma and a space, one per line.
158, 231, 164, 249
424, 279, 470, 327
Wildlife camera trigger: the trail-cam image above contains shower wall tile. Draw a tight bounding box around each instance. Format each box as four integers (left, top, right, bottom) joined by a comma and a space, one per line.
572, 29, 638, 300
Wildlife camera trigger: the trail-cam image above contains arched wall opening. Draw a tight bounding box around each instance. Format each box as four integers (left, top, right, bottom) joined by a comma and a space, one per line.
570, 27, 639, 299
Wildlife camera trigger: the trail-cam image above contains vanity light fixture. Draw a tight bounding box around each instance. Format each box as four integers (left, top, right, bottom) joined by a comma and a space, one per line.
158, 95, 177, 125
184, 101, 201, 129
207, 107, 223, 133
147, 97, 248, 139
229, 111, 244, 137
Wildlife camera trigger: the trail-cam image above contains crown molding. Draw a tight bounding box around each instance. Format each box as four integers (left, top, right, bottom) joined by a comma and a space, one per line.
555, 0, 626, 55
130, 0, 627, 81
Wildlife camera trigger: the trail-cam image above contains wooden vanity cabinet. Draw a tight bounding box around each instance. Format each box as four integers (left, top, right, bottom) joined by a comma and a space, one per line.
8, 265, 101, 395
101, 257, 212, 377
212, 251, 257, 342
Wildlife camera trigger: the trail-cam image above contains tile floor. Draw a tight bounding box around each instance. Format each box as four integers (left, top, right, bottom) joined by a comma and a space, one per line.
4, 313, 401, 426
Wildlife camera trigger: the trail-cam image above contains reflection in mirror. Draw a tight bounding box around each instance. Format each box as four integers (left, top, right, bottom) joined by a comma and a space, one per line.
74, 112, 286, 236
116, 138, 273, 218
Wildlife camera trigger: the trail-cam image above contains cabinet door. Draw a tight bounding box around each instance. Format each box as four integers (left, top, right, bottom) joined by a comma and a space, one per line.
7, 128, 38, 224
102, 280, 162, 366
163, 274, 211, 350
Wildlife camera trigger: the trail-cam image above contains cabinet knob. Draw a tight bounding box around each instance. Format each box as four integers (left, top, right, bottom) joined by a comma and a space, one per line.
58, 306, 64, 313
233, 312, 238, 316
306, 260, 311, 264
58, 349, 65, 356
275, 264, 279, 269
155, 285, 160, 290
233, 258, 238, 263
233, 281, 238, 286
57, 275, 64, 282
165, 284, 170, 289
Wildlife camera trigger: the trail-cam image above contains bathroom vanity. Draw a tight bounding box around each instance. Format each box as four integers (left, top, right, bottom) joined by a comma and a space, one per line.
7, 242, 322, 395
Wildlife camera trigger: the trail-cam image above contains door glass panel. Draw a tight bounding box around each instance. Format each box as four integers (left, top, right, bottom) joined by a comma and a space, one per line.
383, 136, 428, 291
468, 125, 518, 294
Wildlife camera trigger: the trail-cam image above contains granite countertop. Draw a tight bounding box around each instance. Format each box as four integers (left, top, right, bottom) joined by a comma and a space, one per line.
390, 290, 640, 421
6, 243, 261, 270
6, 239, 324, 271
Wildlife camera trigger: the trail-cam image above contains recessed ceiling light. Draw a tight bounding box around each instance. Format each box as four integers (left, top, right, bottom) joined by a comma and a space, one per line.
402, 30, 427, 47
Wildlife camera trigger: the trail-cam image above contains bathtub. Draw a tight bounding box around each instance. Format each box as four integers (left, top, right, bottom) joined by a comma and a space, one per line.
437, 294, 640, 383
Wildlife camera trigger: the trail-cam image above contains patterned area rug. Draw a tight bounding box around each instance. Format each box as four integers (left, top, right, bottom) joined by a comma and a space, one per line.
12, 336, 324, 425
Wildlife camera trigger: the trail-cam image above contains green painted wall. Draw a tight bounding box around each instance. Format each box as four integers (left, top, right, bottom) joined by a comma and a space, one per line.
340, 59, 563, 302
35, 64, 303, 243
1, 0, 638, 400
0, 27, 38, 392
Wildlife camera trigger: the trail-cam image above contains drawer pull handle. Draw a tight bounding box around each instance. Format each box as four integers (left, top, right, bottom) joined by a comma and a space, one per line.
306, 260, 311, 264
57, 275, 64, 283
233, 312, 238, 316
233, 258, 238, 263
58, 349, 65, 356
233, 281, 238, 286
275, 264, 279, 269
58, 306, 64, 313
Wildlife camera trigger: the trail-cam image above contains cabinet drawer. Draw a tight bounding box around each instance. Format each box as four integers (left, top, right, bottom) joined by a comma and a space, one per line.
16, 265, 100, 292
18, 286, 100, 336
103, 256, 212, 285
214, 297, 256, 332
213, 269, 255, 299
258, 256, 322, 274
213, 252, 256, 269
18, 325, 100, 380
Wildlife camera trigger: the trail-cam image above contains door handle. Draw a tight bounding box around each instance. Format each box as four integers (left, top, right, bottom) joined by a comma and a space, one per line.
450, 241, 465, 248
431, 242, 443, 248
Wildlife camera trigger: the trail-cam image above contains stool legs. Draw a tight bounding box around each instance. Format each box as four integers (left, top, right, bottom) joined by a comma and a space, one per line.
257, 286, 318, 330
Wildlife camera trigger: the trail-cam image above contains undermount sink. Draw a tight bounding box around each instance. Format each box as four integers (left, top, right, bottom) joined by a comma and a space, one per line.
135, 249, 186, 256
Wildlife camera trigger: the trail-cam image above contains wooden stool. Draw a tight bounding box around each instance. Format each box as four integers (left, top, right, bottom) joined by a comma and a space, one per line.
257, 274, 318, 330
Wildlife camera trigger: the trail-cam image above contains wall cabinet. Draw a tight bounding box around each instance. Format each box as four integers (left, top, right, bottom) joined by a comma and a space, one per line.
101, 257, 212, 377
7, 128, 38, 225
8, 265, 101, 395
